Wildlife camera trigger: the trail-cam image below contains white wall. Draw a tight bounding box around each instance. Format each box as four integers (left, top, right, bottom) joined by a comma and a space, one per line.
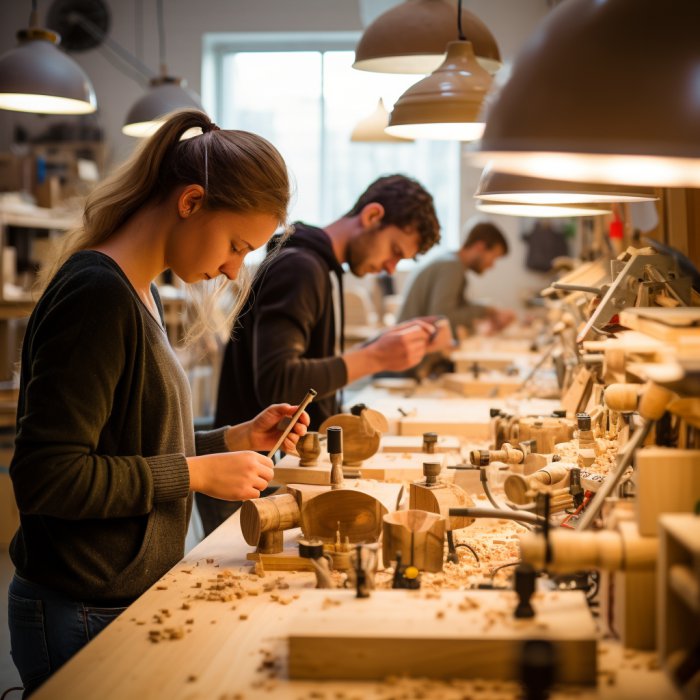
0, 0, 552, 308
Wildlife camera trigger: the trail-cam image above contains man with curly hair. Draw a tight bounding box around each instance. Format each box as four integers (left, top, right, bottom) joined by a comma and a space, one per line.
198, 175, 441, 534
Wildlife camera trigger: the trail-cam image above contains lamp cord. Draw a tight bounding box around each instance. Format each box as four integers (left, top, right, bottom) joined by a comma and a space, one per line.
457, 0, 466, 40
68, 12, 153, 86
157, 0, 167, 75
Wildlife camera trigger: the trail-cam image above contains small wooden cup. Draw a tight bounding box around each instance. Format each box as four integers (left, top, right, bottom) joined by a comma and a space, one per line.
297, 431, 321, 466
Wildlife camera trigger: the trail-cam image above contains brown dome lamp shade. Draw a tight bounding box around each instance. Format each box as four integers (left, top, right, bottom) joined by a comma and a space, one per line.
385, 40, 492, 141
122, 76, 204, 137
351, 98, 414, 142
353, 0, 501, 75
472, 0, 700, 187
0, 10, 96, 115
475, 164, 658, 205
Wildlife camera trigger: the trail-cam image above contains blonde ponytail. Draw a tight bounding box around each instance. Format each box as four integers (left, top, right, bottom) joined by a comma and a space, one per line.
39, 109, 290, 344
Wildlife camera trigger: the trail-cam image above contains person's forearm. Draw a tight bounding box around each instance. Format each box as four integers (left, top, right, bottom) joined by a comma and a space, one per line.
223, 422, 253, 452
342, 345, 381, 384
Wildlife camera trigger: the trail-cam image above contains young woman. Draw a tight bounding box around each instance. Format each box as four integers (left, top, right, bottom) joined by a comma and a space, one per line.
7, 109, 308, 697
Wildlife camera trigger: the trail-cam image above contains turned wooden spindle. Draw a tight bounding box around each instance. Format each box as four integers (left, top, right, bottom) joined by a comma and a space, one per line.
240, 493, 301, 554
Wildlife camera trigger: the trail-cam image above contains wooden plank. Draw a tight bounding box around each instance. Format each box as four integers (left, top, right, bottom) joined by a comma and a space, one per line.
288, 589, 597, 684
380, 434, 461, 454
441, 372, 523, 398
29, 504, 680, 700
274, 451, 446, 485
619, 308, 700, 346
635, 448, 700, 537
451, 349, 541, 373
396, 398, 562, 439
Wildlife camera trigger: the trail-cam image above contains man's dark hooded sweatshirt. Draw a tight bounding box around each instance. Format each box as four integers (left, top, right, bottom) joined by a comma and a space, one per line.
215, 223, 347, 432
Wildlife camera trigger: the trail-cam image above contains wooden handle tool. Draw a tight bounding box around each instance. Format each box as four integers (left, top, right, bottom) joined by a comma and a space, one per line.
267, 388, 317, 458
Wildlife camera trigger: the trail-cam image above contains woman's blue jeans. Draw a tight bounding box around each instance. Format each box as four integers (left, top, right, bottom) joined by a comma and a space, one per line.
7, 574, 127, 698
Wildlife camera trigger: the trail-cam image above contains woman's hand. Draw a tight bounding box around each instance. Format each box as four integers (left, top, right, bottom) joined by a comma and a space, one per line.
225, 403, 309, 453
187, 451, 274, 500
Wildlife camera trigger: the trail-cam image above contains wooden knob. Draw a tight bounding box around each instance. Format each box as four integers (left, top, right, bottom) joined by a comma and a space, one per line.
638, 382, 676, 421
604, 383, 640, 412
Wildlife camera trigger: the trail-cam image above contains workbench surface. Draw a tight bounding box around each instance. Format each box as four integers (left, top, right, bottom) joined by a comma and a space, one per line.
31, 507, 680, 700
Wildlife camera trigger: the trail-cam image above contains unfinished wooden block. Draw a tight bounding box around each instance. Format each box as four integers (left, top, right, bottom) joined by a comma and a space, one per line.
382, 509, 445, 572
441, 372, 522, 398
451, 350, 540, 373
635, 448, 700, 537
657, 513, 700, 695
288, 589, 597, 684
409, 475, 475, 531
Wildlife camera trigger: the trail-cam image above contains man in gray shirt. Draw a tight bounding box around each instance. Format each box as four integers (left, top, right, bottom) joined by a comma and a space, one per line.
397, 219, 515, 336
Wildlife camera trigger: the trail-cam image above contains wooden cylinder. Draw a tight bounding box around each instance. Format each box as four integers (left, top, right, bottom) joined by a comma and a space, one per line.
382, 510, 445, 573
518, 527, 657, 573
504, 464, 569, 505
604, 383, 641, 412
240, 493, 300, 547
519, 530, 623, 572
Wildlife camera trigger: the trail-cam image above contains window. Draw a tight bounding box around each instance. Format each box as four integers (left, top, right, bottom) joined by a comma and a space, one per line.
203, 33, 461, 258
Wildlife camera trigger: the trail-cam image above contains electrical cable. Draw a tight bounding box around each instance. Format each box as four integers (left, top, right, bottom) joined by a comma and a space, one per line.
479, 467, 534, 531
457, 0, 465, 40
455, 542, 480, 564
156, 0, 166, 72
490, 560, 521, 579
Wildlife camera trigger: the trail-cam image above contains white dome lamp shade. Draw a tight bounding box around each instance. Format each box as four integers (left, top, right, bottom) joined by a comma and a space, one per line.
476, 201, 611, 218
472, 0, 700, 188
0, 24, 96, 114
122, 76, 204, 138
353, 0, 501, 75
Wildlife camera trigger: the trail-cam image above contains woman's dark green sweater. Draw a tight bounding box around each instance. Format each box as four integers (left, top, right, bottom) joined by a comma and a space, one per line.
10, 251, 228, 603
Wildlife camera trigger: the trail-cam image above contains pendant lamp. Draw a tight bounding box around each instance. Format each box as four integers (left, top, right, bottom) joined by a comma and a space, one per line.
0, 6, 96, 115
476, 201, 611, 218
351, 98, 413, 142
475, 165, 658, 205
385, 40, 491, 141
472, 0, 700, 188
122, 0, 204, 136
122, 76, 204, 138
354, 0, 501, 74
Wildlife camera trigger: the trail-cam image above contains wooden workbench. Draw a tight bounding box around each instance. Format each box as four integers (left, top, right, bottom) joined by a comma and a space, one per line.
31, 506, 681, 700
